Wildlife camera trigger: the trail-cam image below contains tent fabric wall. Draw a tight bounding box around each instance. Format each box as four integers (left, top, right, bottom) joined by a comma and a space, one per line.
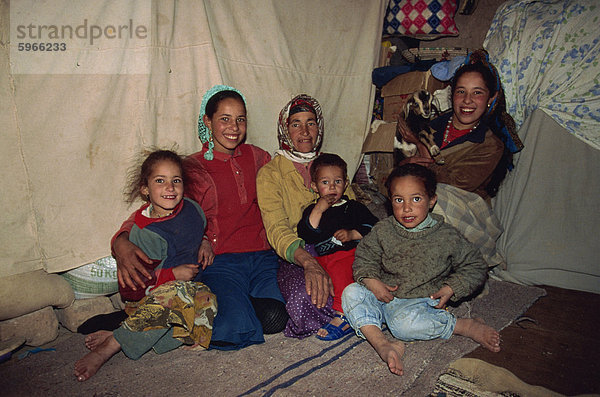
492, 110, 600, 294
204, 1, 386, 161
1, 0, 385, 278
482, 0, 600, 293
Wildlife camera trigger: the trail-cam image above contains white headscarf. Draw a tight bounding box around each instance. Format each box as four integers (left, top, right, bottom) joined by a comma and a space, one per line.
275, 94, 324, 163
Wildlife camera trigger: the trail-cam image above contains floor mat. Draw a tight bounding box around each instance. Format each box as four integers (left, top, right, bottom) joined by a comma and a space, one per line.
0, 280, 545, 396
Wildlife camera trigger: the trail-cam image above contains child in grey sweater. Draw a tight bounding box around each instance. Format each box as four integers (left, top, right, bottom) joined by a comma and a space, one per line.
341, 164, 500, 376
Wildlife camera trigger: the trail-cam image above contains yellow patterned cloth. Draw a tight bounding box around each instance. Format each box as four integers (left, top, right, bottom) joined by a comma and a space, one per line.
122, 280, 217, 349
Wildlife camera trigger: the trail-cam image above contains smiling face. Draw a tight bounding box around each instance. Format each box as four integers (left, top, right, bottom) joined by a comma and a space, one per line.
203, 97, 247, 155
287, 111, 319, 153
452, 71, 497, 130
311, 165, 348, 204
140, 160, 184, 218
389, 175, 437, 229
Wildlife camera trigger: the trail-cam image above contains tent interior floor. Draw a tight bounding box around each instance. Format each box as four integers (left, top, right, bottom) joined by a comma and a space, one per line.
464, 285, 600, 396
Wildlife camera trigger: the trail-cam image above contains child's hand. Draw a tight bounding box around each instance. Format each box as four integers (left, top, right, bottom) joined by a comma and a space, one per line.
314, 196, 336, 213
333, 229, 361, 243
431, 285, 454, 309
309, 197, 337, 228
172, 264, 199, 281
363, 278, 398, 303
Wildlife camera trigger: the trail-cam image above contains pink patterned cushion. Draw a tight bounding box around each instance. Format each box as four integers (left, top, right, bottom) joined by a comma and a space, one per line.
384, 0, 459, 39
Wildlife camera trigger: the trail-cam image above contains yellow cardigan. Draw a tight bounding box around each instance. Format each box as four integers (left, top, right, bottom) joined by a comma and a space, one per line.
256, 155, 355, 263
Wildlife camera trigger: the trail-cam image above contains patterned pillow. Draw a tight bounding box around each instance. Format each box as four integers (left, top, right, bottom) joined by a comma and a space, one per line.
384, 0, 459, 39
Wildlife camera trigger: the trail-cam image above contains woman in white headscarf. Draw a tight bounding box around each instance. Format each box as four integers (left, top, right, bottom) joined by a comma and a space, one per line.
257, 94, 356, 339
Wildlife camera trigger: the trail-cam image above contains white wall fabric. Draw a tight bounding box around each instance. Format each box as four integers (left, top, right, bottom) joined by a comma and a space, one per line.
204, 0, 386, 161
492, 110, 600, 294
1, 1, 220, 277
1, 0, 385, 277
484, 0, 600, 293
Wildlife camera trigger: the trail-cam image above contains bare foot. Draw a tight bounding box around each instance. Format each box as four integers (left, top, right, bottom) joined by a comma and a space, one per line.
374, 339, 405, 375
361, 324, 405, 376
74, 335, 121, 381
84, 330, 113, 351
455, 318, 501, 352
182, 344, 207, 351
316, 312, 350, 338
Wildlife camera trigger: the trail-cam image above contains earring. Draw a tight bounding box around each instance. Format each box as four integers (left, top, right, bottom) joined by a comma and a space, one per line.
487, 103, 491, 108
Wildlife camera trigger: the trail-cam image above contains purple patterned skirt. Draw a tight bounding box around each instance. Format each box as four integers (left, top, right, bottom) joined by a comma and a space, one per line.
277, 260, 335, 339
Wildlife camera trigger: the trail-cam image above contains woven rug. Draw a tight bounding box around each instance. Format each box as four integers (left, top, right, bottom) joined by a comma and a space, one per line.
0, 280, 545, 396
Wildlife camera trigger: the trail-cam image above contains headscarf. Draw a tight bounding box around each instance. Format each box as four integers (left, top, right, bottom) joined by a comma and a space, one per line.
454, 50, 524, 196
459, 50, 524, 155
197, 84, 247, 161
276, 94, 324, 163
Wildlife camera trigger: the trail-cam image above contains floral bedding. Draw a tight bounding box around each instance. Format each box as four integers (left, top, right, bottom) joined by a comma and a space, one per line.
484, 0, 600, 150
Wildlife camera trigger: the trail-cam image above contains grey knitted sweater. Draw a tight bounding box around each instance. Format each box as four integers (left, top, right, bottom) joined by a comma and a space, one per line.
353, 213, 487, 301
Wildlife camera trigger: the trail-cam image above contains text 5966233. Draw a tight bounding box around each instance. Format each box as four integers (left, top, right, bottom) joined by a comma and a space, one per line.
18, 42, 67, 51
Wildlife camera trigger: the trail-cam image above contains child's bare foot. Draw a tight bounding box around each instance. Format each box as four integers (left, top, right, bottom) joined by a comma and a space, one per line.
361, 324, 405, 376
454, 318, 501, 352
374, 339, 405, 375
74, 335, 121, 381
84, 330, 113, 351
182, 343, 206, 351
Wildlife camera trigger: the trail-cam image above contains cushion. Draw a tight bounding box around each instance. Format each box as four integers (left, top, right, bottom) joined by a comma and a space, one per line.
384, 0, 459, 39
0, 270, 74, 321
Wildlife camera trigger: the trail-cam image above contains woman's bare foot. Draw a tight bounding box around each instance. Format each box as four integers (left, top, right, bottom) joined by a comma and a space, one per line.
84, 330, 113, 351
361, 324, 405, 376
74, 335, 121, 381
454, 318, 501, 352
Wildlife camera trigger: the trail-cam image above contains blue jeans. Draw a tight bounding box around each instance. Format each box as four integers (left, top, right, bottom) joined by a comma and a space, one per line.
341, 283, 456, 341
198, 250, 284, 349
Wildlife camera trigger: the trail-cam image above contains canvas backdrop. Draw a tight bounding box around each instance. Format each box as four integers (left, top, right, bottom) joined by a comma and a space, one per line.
486, 0, 600, 294
0, 0, 386, 277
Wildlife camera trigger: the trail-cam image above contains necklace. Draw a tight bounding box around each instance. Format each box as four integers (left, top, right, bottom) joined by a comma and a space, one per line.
443, 116, 479, 146
149, 205, 174, 219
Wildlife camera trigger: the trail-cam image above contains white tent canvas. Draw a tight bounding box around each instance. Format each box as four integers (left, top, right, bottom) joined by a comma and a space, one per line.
1, 0, 598, 297
1, 0, 386, 277
486, 0, 600, 294
493, 109, 600, 294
